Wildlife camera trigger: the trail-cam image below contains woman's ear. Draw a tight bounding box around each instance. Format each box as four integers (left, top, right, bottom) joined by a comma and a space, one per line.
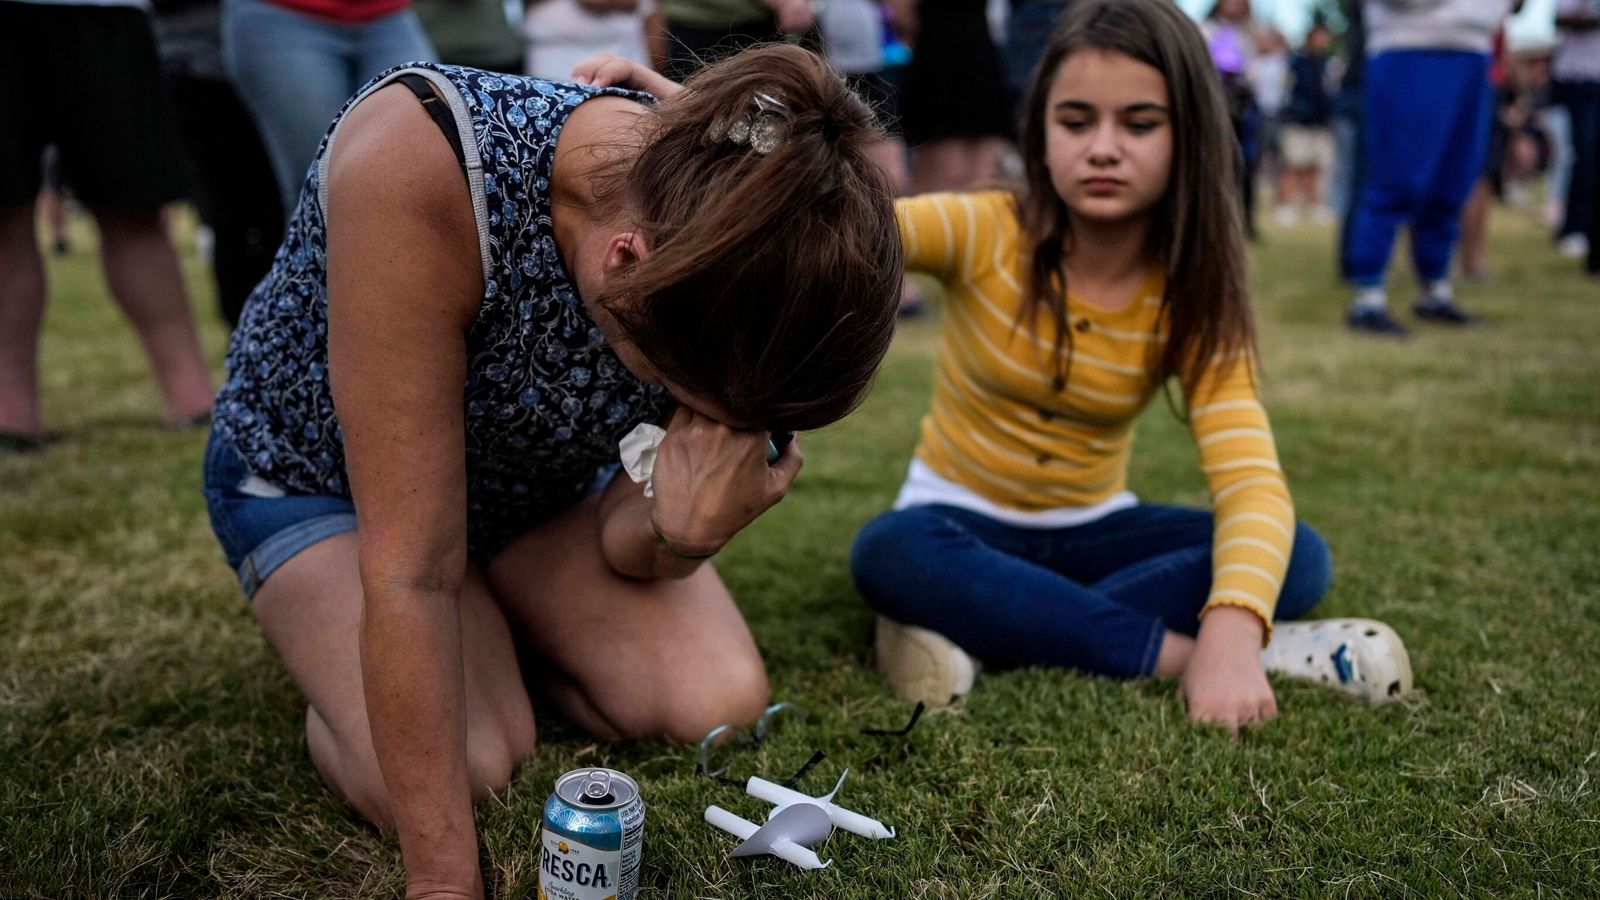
601, 231, 652, 279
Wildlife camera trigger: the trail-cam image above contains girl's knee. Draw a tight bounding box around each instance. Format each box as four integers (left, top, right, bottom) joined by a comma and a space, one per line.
850, 507, 942, 601
1278, 523, 1333, 620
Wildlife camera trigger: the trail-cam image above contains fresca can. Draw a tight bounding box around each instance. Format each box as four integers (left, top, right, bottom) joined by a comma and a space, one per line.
538, 768, 644, 900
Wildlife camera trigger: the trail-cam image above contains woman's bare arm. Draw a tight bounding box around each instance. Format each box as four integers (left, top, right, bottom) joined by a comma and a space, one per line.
324, 84, 487, 898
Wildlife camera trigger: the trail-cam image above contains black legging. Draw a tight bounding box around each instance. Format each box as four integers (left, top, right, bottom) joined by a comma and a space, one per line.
163, 73, 283, 329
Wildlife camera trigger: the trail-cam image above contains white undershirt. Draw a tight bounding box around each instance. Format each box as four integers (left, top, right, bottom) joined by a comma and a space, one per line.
892, 459, 1139, 530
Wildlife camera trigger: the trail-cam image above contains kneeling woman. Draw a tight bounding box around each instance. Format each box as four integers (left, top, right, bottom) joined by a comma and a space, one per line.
203, 47, 899, 895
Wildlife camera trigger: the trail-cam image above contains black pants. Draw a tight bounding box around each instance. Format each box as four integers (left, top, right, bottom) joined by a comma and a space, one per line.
663, 18, 819, 83
164, 74, 283, 329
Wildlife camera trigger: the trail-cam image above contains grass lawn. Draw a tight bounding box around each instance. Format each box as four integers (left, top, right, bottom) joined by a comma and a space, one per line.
2, 208, 1597, 898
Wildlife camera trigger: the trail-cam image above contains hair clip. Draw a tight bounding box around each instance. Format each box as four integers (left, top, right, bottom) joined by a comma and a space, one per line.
707, 88, 790, 154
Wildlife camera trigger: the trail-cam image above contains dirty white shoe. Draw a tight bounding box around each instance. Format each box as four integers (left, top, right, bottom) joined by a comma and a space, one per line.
1261, 618, 1413, 703
874, 616, 978, 708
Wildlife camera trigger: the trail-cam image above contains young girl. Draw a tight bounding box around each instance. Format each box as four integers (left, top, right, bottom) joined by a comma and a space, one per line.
850, 0, 1413, 730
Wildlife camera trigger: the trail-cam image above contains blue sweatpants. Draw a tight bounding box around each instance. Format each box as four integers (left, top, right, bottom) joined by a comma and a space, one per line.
1345, 50, 1492, 287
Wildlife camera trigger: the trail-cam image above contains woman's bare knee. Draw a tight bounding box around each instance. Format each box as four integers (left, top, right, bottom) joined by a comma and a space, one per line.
623, 652, 770, 743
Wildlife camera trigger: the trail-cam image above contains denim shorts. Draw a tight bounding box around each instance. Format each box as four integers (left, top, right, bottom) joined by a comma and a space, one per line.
202, 427, 357, 600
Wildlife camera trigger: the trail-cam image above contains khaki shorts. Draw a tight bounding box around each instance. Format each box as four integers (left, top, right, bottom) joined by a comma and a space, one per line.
1280, 125, 1335, 172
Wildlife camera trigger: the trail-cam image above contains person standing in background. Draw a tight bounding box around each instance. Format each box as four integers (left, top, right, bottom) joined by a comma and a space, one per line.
1203, 0, 1267, 239
1277, 19, 1338, 225
155, 0, 285, 329
222, 0, 437, 214
1333, 0, 1367, 276
1552, 0, 1600, 266
660, 0, 817, 81
524, 0, 659, 81
1251, 27, 1291, 217
898, 0, 1015, 191
1002, 0, 1070, 104
413, 0, 524, 73
0, 0, 215, 454
820, 0, 909, 192
1342, 0, 1519, 337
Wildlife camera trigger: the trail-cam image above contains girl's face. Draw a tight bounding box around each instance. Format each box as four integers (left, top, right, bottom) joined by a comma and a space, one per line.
1043, 49, 1173, 230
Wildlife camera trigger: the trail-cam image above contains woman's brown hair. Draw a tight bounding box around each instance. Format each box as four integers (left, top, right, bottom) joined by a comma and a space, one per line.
600, 44, 903, 432
1015, 0, 1255, 398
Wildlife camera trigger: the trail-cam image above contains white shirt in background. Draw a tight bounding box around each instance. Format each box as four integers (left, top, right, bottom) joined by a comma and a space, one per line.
1364, 0, 1515, 55
819, 0, 884, 75
523, 0, 652, 82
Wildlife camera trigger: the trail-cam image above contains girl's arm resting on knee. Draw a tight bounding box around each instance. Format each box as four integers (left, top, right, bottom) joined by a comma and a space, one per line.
597, 408, 803, 580
326, 88, 488, 896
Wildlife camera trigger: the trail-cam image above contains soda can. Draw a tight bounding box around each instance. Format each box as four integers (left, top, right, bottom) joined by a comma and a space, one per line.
539, 768, 644, 900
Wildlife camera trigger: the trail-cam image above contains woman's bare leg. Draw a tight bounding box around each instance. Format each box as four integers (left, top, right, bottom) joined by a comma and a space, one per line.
486, 492, 770, 744
92, 206, 215, 425
251, 531, 537, 827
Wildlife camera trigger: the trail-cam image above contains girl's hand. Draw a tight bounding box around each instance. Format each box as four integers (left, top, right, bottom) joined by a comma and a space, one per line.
570, 53, 684, 99
648, 406, 802, 556
1177, 606, 1276, 733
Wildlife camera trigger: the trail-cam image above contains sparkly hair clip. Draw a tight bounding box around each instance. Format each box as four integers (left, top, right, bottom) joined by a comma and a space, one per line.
707, 89, 790, 154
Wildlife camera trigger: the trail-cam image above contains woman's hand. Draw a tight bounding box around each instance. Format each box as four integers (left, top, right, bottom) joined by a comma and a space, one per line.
1177, 606, 1276, 733
570, 53, 684, 99
647, 406, 802, 556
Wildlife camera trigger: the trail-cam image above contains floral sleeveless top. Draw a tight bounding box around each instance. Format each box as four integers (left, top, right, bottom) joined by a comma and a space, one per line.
214, 64, 669, 557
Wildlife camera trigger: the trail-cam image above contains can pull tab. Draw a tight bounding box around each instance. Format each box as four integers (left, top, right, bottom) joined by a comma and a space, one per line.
579, 770, 615, 806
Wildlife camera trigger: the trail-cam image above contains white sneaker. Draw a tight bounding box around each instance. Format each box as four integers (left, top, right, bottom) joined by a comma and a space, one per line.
1274, 205, 1300, 227
1558, 234, 1589, 259
874, 617, 979, 708
1260, 619, 1414, 703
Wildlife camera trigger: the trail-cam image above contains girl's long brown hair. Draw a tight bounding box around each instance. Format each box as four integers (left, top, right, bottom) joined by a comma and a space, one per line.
1015, 0, 1255, 398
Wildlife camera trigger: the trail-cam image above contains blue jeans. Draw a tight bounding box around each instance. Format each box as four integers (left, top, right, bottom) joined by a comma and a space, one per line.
850, 504, 1332, 678
1345, 50, 1491, 287
221, 0, 436, 213
202, 426, 356, 599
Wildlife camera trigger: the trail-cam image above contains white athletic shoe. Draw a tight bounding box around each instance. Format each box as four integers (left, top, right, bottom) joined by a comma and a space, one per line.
1557, 234, 1590, 259
1261, 618, 1414, 703
874, 616, 979, 708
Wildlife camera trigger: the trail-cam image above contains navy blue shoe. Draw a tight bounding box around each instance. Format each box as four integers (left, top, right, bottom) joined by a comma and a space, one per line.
1346, 307, 1411, 338
1413, 299, 1478, 326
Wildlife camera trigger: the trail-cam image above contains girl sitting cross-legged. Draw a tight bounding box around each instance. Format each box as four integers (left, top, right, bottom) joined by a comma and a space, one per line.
849, 0, 1413, 729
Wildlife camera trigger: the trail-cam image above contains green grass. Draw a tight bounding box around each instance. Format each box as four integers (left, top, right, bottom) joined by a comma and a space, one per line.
3, 209, 1598, 898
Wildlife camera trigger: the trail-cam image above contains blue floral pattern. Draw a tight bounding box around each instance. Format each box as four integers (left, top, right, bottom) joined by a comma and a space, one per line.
214, 64, 669, 557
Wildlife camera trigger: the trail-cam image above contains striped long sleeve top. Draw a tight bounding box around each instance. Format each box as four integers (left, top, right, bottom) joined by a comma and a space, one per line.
898, 190, 1296, 634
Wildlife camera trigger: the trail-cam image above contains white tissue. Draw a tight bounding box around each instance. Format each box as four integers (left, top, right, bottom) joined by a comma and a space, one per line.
618, 423, 668, 498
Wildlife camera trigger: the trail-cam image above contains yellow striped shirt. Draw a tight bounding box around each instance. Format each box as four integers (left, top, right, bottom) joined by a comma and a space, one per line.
899, 190, 1295, 633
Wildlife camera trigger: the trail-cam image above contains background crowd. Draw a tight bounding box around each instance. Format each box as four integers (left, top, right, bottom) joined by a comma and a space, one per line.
0, 0, 1596, 451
